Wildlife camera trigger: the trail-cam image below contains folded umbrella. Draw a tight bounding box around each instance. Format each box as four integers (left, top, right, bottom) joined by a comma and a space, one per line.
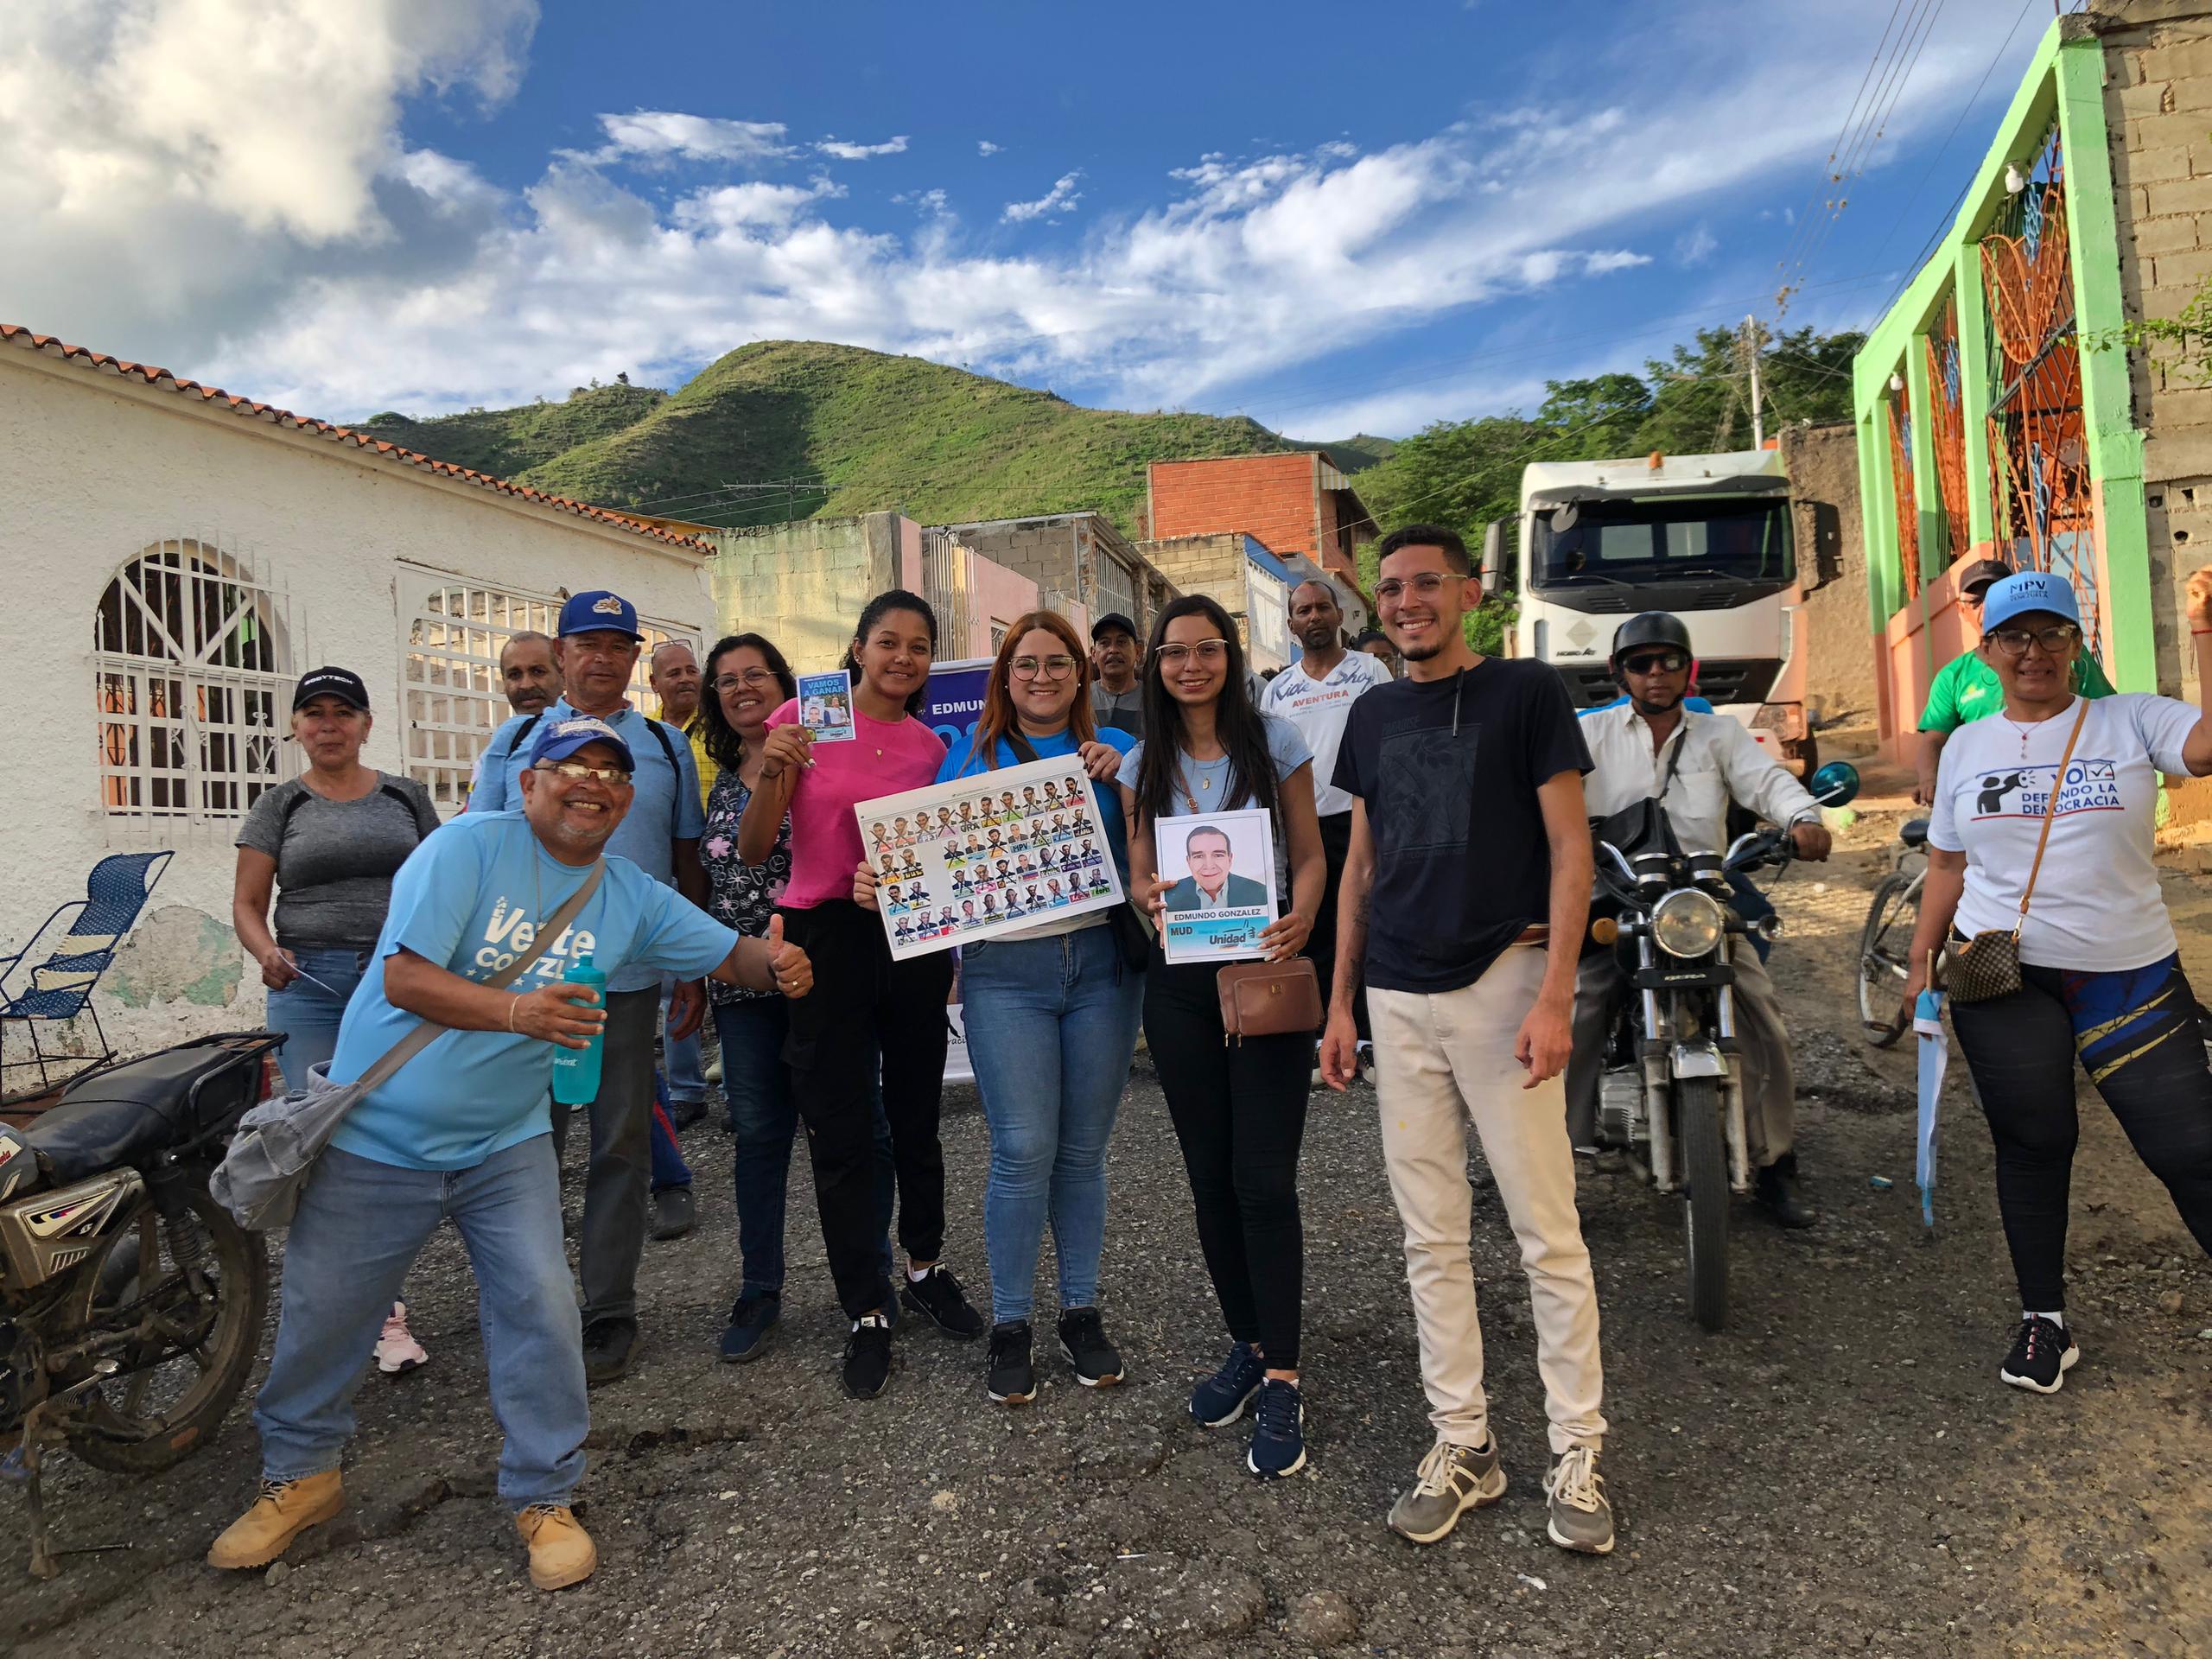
1914, 988, 1948, 1230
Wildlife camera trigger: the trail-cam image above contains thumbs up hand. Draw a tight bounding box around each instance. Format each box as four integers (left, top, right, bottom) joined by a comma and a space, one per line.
766, 912, 813, 999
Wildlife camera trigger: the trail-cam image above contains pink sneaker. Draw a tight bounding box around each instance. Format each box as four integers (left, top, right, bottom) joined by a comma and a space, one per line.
375, 1301, 429, 1375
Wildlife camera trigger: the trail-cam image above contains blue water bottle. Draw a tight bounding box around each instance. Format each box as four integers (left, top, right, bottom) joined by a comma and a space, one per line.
549, 953, 607, 1106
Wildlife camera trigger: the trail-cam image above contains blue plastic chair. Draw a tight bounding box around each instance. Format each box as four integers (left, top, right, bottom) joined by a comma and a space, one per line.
0, 850, 173, 1097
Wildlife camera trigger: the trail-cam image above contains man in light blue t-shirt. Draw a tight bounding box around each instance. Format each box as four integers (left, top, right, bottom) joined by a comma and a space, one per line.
209, 715, 812, 1592
468, 590, 707, 1384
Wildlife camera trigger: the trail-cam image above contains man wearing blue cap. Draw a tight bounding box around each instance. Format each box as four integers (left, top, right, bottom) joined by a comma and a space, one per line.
209, 715, 813, 1591
469, 591, 708, 1383
1914, 557, 2115, 805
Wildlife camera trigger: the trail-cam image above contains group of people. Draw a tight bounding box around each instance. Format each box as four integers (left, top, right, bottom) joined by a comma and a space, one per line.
202, 531, 2212, 1593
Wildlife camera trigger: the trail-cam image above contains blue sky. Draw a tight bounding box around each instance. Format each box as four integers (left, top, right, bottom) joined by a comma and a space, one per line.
3, 0, 2055, 438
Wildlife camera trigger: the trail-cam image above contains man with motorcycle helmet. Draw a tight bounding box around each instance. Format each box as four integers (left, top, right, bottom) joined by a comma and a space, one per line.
1567, 612, 1829, 1227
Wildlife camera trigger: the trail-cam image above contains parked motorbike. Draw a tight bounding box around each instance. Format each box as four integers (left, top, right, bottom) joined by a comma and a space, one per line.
1, 1031, 279, 1577
1586, 762, 1859, 1333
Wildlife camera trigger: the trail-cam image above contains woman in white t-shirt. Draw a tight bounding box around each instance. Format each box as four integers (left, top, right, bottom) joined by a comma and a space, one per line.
1904, 568, 2212, 1396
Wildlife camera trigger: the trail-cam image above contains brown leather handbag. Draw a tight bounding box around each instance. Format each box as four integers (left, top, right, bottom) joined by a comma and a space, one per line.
1944, 699, 2089, 1005
1216, 958, 1323, 1041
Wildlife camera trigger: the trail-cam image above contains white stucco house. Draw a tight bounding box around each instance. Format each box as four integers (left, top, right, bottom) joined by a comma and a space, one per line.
0, 324, 717, 1073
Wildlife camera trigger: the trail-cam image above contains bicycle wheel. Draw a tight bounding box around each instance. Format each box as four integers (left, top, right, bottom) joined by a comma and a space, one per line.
1857, 870, 1918, 1046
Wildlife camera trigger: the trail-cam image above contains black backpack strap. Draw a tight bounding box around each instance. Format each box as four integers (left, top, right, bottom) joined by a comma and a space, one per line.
276, 779, 312, 830
380, 780, 440, 842
645, 717, 682, 775
1002, 730, 1040, 767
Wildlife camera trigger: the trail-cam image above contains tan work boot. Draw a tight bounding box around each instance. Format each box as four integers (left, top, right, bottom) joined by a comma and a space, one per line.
206, 1471, 345, 1569
516, 1503, 598, 1590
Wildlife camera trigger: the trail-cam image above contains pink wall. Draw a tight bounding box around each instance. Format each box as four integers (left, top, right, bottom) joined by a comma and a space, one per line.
1879, 553, 1984, 761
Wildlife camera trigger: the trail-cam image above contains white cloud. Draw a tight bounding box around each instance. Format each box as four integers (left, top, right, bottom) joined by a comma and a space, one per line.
817, 135, 910, 161
588, 111, 791, 165
1675, 222, 1719, 265
893, 188, 951, 217
977, 140, 1002, 156
2, 0, 2035, 433
1001, 171, 1084, 223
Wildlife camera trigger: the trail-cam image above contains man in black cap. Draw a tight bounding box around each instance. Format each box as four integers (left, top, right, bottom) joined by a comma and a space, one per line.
1089, 613, 1144, 736
1913, 558, 2115, 804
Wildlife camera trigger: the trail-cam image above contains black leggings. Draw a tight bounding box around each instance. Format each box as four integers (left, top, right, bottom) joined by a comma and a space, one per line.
779, 900, 956, 1319
1142, 952, 1311, 1369
1949, 953, 2212, 1312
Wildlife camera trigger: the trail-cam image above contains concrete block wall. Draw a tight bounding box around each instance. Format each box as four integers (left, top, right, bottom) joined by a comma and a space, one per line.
1149, 454, 1325, 569
2100, 0, 2212, 821
709, 515, 893, 677
1136, 532, 1258, 647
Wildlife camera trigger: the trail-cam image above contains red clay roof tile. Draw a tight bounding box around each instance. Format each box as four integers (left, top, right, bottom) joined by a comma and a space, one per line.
1, 323, 714, 555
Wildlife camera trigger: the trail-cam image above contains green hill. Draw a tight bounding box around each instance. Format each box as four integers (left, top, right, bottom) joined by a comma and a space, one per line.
370, 341, 1313, 536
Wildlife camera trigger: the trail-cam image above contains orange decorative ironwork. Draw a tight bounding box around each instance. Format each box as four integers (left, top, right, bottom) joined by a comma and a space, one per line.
1923, 294, 1972, 565
1887, 379, 1920, 599
1979, 118, 2101, 655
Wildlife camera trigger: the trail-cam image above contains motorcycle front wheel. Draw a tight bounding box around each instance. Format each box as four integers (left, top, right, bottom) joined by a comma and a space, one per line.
60, 1181, 268, 1475
1679, 1077, 1730, 1332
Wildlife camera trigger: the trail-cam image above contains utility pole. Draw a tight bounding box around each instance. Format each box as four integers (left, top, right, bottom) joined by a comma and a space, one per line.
1744, 315, 1765, 448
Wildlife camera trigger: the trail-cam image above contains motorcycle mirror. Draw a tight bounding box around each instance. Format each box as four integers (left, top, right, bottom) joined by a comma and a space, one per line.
1808, 760, 1859, 807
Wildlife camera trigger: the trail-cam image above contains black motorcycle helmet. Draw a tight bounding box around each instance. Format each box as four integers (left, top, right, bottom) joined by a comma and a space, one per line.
1610, 612, 1694, 680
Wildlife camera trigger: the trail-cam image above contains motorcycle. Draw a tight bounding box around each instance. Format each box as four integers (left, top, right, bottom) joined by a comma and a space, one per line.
1, 1031, 279, 1577
1586, 762, 1859, 1333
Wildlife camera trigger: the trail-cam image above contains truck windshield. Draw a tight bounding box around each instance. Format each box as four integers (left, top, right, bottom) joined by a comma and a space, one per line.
1531, 496, 1791, 588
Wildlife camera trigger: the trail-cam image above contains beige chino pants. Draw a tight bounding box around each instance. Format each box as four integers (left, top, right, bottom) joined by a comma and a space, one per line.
1370, 946, 1608, 1457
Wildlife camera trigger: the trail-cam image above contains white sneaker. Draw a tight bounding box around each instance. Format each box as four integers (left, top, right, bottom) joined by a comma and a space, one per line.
375, 1301, 429, 1375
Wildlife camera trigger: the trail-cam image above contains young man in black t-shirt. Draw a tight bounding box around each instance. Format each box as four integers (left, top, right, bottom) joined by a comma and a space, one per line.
1320, 525, 1614, 1558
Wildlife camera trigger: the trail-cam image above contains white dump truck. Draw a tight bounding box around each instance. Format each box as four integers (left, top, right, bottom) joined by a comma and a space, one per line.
1482, 447, 1814, 772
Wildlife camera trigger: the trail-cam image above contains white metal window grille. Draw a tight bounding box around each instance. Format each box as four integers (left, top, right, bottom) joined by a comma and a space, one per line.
397, 574, 692, 814
94, 540, 296, 821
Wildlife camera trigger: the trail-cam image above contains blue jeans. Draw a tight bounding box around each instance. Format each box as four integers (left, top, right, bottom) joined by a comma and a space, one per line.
650, 1070, 691, 1191
265, 948, 368, 1092
714, 996, 895, 1300
960, 924, 1144, 1323
662, 979, 706, 1105
252, 1137, 586, 1509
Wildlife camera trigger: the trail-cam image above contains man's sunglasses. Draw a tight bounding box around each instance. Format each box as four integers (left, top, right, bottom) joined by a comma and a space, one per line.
1620, 650, 1688, 676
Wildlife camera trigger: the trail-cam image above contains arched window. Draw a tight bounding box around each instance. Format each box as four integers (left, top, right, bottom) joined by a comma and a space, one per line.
94, 541, 293, 818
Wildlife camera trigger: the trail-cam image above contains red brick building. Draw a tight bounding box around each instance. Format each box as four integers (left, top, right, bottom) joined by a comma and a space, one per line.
1145, 452, 1371, 582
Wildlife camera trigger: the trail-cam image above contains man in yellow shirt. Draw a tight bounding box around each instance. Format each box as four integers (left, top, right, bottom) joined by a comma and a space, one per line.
650, 639, 716, 804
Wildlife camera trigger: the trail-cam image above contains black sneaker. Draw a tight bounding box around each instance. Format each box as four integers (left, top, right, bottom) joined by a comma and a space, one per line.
842, 1313, 894, 1399
1999, 1315, 2079, 1394
581, 1318, 639, 1388
987, 1320, 1037, 1405
718, 1294, 781, 1363
1246, 1377, 1307, 1479
1188, 1341, 1264, 1427
650, 1184, 696, 1241
1753, 1154, 1816, 1229
1057, 1307, 1125, 1388
899, 1265, 986, 1340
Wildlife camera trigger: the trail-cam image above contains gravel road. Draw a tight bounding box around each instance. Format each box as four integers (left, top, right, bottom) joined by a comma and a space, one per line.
3, 812, 2207, 1657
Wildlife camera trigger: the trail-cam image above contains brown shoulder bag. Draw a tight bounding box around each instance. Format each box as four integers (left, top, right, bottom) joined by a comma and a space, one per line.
1943, 699, 2089, 1004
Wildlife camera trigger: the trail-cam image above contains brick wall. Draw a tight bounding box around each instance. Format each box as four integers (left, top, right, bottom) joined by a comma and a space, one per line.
2101, 0, 2212, 821
1150, 454, 1324, 566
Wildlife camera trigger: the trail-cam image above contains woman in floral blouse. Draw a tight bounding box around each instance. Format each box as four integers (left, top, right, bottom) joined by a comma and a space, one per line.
697, 632, 895, 1362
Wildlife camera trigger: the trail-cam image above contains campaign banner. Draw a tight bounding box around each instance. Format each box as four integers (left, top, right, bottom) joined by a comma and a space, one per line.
855, 757, 1125, 962
921, 659, 993, 750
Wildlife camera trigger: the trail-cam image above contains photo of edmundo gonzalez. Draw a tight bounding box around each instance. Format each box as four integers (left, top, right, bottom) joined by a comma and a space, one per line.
1162, 824, 1269, 912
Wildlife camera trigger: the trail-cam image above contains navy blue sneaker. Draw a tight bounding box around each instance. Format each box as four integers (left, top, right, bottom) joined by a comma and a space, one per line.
718, 1294, 781, 1363
1188, 1341, 1264, 1427
1247, 1378, 1306, 1479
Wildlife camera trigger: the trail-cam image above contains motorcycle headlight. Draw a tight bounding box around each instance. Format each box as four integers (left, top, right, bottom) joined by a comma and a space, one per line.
1649, 889, 1726, 959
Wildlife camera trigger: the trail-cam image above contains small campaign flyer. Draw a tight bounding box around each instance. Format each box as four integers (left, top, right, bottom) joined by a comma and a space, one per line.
798, 670, 855, 743
1154, 808, 1278, 964
855, 756, 1125, 961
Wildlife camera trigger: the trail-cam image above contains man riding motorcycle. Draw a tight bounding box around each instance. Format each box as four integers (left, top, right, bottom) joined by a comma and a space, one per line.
1566, 612, 1830, 1228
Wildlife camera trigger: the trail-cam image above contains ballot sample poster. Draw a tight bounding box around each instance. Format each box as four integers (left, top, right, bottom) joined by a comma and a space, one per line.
1155, 808, 1278, 964
855, 756, 1126, 961
798, 671, 855, 743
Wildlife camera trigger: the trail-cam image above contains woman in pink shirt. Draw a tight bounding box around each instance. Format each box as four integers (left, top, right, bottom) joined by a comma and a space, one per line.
737, 589, 984, 1398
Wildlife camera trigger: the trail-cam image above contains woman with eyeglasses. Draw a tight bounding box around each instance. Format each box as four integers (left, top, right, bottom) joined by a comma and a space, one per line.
739, 591, 985, 1399
1904, 568, 2212, 1395
1116, 594, 1325, 1478
887, 612, 1138, 1405
696, 632, 899, 1363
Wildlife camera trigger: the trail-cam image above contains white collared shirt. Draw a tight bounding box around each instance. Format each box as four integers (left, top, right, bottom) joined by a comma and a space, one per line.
1580, 703, 1819, 855
1262, 649, 1392, 817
